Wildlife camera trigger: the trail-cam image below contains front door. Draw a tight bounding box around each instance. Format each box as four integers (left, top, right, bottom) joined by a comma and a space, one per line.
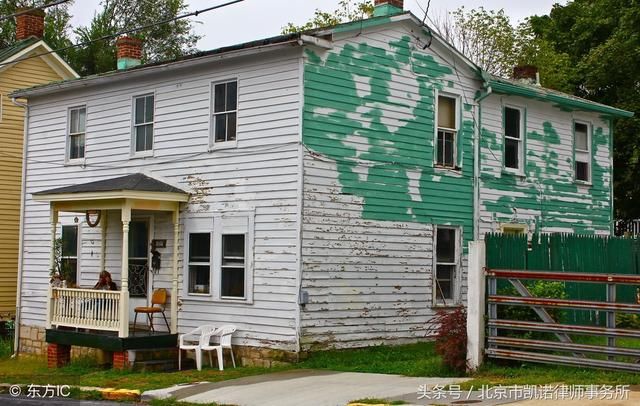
128, 219, 152, 322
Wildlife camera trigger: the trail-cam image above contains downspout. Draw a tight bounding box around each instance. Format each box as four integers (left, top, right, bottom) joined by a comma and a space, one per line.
473, 83, 493, 241
10, 96, 29, 358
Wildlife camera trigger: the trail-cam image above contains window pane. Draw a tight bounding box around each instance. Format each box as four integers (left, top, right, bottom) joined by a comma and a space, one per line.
438, 96, 456, 129
70, 134, 85, 159
221, 267, 245, 298
61, 225, 78, 257
61, 258, 77, 284
227, 112, 237, 141
189, 233, 210, 262
436, 228, 456, 263
505, 138, 519, 169
135, 97, 145, 124
145, 124, 153, 150
135, 125, 146, 151
444, 132, 454, 167
222, 234, 245, 263
70, 109, 79, 134
215, 113, 227, 142
189, 265, 210, 294
436, 131, 444, 165
226, 81, 237, 111
576, 161, 589, 181
505, 107, 520, 139
128, 221, 148, 258
436, 264, 455, 300
145, 95, 154, 123
575, 123, 588, 151
78, 108, 86, 132
214, 83, 226, 113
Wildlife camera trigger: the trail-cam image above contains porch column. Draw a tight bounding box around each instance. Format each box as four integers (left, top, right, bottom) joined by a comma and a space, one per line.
171, 206, 179, 333
119, 203, 131, 338
45, 205, 58, 329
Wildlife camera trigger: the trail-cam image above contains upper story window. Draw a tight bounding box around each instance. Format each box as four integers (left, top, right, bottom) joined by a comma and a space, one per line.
436, 95, 458, 168
68, 106, 86, 160
211, 80, 238, 145
133, 94, 154, 153
504, 106, 524, 172
574, 122, 591, 182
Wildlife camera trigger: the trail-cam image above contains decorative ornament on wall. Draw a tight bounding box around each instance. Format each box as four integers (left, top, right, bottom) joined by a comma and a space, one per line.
85, 210, 101, 227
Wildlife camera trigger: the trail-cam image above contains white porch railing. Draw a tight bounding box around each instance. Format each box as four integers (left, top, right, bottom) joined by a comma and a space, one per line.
47, 287, 127, 336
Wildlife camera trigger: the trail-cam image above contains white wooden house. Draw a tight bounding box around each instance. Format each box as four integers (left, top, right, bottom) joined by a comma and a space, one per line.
12, 0, 632, 367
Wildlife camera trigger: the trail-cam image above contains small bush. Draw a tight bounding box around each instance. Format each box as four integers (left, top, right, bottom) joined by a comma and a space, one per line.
616, 313, 640, 329
428, 307, 467, 373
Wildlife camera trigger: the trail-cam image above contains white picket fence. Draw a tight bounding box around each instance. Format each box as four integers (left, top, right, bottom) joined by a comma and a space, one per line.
47, 287, 125, 333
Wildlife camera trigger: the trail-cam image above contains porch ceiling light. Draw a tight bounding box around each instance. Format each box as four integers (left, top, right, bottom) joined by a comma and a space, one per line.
86, 210, 101, 227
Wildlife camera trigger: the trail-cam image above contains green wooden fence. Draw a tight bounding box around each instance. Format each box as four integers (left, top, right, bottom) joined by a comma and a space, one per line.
485, 233, 640, 325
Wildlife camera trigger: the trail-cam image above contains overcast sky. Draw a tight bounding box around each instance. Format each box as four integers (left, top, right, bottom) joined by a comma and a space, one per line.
69, 0, 566, 50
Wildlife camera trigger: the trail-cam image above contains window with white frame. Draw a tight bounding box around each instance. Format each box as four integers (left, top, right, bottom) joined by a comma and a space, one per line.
436, 95, 458, 168
184, 213, 253, 301
68, 106, 86, 160
187, 232, 211, 294
574, 122, 591, 182
211, 80, 238, 144
133, 94, 154, 153
61, 225, 78, 285
504, 106, 523, 171
434, 227, 458, 305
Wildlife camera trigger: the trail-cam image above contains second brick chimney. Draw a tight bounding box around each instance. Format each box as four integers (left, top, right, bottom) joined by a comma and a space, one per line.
374, 0, 404, 17
15, 8, 45, 41
116, 36, 143, 70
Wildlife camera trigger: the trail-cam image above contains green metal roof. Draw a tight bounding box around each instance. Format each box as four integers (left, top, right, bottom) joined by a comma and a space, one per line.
0, 37, 39, 63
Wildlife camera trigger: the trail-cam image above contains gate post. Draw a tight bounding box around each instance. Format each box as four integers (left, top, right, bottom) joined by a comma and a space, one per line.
466, 240, 486, 371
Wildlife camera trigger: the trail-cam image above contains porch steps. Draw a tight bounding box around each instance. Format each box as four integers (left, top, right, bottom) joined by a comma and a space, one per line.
130, 348, 194, 372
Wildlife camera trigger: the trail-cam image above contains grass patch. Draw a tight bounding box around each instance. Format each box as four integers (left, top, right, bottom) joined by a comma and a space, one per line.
349, 398, 407, 405
0, 338, 13, 359
148, 398, 223, 406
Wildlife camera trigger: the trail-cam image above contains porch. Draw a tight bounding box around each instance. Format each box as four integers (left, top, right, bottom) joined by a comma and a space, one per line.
34, 174, 189, 349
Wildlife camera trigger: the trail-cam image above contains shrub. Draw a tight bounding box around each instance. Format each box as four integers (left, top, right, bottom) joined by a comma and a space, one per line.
428, 307, 467, 373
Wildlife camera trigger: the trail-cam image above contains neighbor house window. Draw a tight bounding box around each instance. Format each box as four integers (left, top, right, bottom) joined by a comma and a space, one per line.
68, 106, 86, 160
133, 94, 154, 153
61, 225, 78, 285
574, 122, 591, 182
220, 234, 246, 299
504, 106, 524, 172
212, 80, 238, 144
188, 233, 211, 294
434, 227, 458, 305
436, 95, 458, 168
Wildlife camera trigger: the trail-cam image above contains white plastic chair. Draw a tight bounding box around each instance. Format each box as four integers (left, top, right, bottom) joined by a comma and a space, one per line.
201, 325, 237, 371
178, 325, 216, 371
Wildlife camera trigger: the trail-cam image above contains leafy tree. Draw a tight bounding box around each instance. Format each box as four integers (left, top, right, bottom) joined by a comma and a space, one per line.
282, 0, 374, 34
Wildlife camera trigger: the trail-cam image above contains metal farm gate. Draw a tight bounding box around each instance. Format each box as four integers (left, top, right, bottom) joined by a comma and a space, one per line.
484, 233, 640, 372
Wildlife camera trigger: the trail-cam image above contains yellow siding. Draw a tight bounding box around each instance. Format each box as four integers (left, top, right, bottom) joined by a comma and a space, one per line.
0, 55, 68, 317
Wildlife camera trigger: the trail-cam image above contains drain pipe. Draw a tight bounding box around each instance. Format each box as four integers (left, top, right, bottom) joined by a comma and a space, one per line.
473, 83, 493, 240
11, 96, 29, 358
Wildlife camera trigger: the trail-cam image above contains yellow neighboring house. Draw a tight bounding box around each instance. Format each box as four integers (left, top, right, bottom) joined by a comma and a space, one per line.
0, 9, 78, 319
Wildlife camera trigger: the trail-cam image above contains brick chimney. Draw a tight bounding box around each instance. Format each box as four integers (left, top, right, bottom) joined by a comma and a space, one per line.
115, 36, 142, 70
374, 0, 404, 17
513, 65, 540, 86
15, 8, 45, 41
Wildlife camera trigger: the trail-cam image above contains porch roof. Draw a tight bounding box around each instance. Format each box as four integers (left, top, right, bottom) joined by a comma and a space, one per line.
33, 173, 189, 203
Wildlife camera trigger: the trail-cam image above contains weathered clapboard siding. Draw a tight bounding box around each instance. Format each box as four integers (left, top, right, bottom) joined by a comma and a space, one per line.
299, 21, 478, 348
0, 54, 71, 317
20, 48, 303, 351
478, 94, 612, 236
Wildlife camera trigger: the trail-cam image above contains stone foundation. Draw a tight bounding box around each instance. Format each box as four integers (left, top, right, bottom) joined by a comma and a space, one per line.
18, 325, 46, 355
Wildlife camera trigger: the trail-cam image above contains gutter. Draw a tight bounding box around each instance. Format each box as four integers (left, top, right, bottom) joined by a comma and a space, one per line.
473, 86, 493, 241
10, 97, 29, 358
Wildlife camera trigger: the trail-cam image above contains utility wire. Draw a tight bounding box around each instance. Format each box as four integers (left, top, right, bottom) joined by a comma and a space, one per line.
0, 0, 71, 23
0, 0, 245, 69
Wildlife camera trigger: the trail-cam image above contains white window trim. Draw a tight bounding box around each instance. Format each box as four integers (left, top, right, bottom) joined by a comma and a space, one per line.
59, 220, 82, 285
499, 223, 528, 235
209, 79, 239, 151
65, 105, 87, 165
131, 92, 156, 158
574, 120, 592, 184
434, 90, 461, 170
503, 104, 525, 175
182, 211, 255, 304
432, 225, 461, 307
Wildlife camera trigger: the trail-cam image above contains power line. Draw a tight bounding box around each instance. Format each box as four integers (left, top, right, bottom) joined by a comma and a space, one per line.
0, 0, 71, 23
0, 0, 245, 69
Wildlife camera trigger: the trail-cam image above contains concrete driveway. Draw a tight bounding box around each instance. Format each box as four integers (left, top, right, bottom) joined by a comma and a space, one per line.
143, 369, 470, 406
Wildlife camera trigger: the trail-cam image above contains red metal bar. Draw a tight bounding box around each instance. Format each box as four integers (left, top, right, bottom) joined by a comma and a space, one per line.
488, 295, 640, 313
488, 319, 640, 339
485, 268, 640, 284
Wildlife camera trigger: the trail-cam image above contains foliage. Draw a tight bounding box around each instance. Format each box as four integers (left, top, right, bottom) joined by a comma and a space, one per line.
426, 307, 468, 373
0, 0, 73, 50
50, 237, 75, 285
616, 313, 640, 329
0, 338, 12, 359
282, 0, 374, 34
